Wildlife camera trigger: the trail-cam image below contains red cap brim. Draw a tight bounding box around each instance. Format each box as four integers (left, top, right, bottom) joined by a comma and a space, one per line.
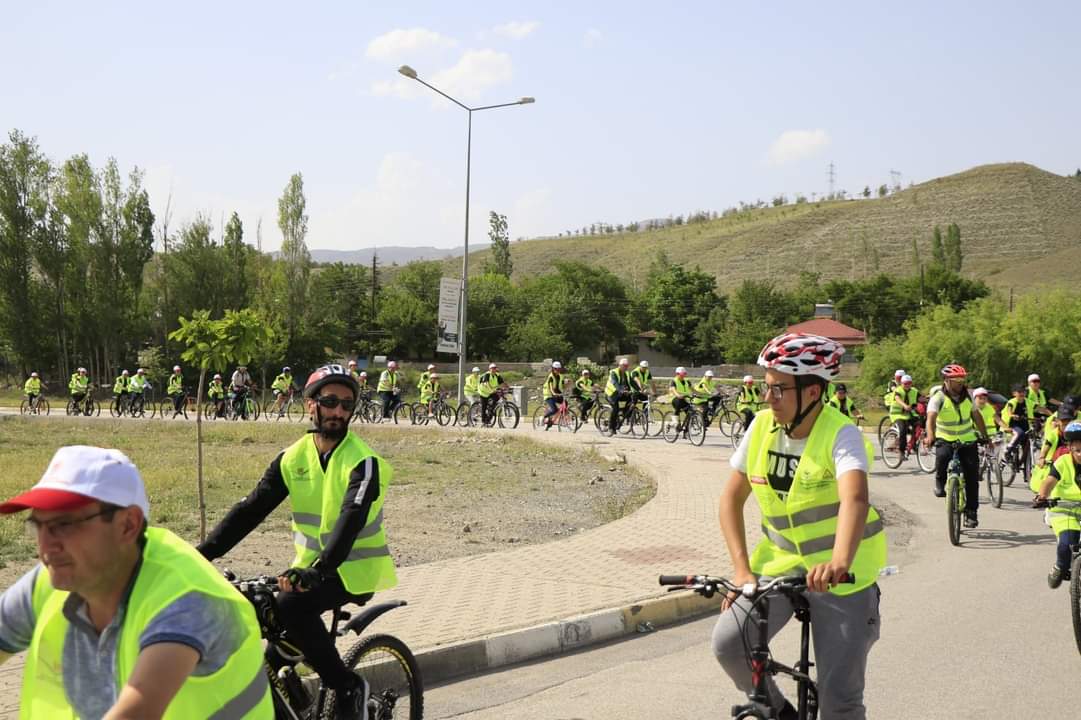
0, 488, 96, 514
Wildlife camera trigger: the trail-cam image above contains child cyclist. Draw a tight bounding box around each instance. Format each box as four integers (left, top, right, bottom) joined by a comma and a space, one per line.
1034, 421, 1081, 588
1001, 384, 1031, 463
1031, 404, 1078, 492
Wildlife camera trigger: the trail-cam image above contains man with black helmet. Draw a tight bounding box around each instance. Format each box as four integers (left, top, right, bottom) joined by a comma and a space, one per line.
198, 364, 396, 720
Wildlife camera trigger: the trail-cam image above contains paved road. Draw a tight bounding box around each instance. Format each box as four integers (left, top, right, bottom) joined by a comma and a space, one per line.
425, 459, 1081, 718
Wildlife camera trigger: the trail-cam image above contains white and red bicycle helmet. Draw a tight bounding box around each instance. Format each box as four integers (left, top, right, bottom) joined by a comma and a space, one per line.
757, 333, 844, 380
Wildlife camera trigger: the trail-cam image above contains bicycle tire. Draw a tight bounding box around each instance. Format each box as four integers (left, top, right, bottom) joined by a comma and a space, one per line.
435, 403, 453, 427
109, 399, 122, 418
1004, 450, 1019, 487
65, 399, 76, 416
323, 633, 423, 720
532, 405, 546, 430
497, 402, 520, 429
455, 402, 470, 426
877, 415, 891, 444
687, 411, 706, 446
729, 419, 744, 449
915, 439, 935, 474
39, 398, 50, 416
719, 408, 741, 437
1071, 552, 1081, 656
393, 403, 411, 425
561, 408, 579, 433
410, 403, 428, 426
628, 408, 648, 439
880, 428, 903, 469
157, 399, 173, 420
647, 406, 665, 437
985, 455, 1003, 508
946, 473, 961, 546
202, 402, 217, 420
19, 400, 29, 416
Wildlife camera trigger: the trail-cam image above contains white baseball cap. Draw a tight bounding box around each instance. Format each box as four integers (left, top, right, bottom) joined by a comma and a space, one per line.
895, 369, 905, 377
0, 446, 149, 518
618, 358, 630, 366
901, 374, 913, 384
972, 387, 988, 397
472, 367, 480, 373
704, 370, 715, 378
427, 364, 436, 370
743, 375, 754, 383
489, 363, 498, 369
552, 361, 563, 369
675, 366, 687, 375
1028, 373, 1040, 382
639, 360, 649, 368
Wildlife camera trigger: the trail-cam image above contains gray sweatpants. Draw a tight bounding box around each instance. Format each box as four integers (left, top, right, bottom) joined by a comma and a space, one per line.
711, 583, 881, 720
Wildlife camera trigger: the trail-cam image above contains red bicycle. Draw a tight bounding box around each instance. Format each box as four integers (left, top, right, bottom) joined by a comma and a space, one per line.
880, 400, 935, 473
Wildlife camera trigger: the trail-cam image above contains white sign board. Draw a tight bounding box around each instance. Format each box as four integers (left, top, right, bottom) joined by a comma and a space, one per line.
436, 277, 462, 354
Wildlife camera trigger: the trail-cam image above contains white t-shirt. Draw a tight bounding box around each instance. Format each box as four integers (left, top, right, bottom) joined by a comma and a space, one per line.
730, 416, 868, 501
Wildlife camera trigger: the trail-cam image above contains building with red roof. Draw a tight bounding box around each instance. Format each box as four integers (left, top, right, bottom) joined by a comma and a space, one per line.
784, 318, 867, 348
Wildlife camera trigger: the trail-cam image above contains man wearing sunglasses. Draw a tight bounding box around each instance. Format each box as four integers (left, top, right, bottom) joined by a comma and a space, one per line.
0, 446, 272, 718
198, 364, 396, 720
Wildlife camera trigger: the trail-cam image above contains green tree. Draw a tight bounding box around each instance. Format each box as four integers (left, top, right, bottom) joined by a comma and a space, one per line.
170, 308, 273, 539
720, 280, 800, 362
466, 272, 522, 359
374, 260, 442, 359
930, 225, 945, 267
862, 185, 871, 198
278, 172, 311, 348
486, 211, 512, 277
222, 211, 250, 310
642, 264, 724, 363
944, 222, 962, 272
878, 184, 888, 198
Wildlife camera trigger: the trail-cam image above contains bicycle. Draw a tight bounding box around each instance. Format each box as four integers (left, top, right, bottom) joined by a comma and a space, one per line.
880, 416, 935, 473
659, 572, 854, 719
980, 433, 1005, 508
468, 388, 520, 429
1003, 428, 1034, 488
19, 393, 50, 416
225, 572, 423, 719
595, 393, 648, 438
1031, 497, 1081, 656
66, 391, 100, 417
228, 388, 261, 421
265, 388, 304, 423
661, 404, 706, 446
412, 392, 455, 427
127, 391, 150, 418
531, 396, 580, 432
159, 390, 192, 420
715, 393, 744, 438
941, 440, 978, 546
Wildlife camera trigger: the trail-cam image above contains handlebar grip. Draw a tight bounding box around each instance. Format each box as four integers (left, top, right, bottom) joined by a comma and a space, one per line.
839, 573, 856, 584
658, 574, 693, 586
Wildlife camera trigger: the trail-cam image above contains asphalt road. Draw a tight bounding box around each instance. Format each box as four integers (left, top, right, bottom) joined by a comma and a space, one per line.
425, 457, 1081, 719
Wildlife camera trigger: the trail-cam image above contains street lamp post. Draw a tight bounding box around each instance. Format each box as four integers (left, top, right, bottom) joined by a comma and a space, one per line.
398, 65, 534, 404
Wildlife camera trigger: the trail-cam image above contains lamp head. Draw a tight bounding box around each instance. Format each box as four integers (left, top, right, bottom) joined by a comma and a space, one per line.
519, 97, 535, 104
398, 65, 417, 79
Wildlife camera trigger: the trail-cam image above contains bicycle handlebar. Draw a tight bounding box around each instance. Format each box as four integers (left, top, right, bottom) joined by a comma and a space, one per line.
658, 572, 855, 599
1032, 497, 1081, 510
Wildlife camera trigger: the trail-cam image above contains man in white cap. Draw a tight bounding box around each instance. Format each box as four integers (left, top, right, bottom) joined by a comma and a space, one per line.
376, 360, 401, 419
478, 363, 509, 425
0, 446, 271, 719
464, 366, 481, 405
604, 358, 634, 435
1026, 373, 1058, 422
630, 360, 656, 403
541, 361, 566, 429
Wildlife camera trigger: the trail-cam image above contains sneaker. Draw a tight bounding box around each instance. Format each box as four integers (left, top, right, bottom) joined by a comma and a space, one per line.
1048, 565, 1066, 589
335, 677, 370, 720
963, 512, 978, 529
933, 487, 946, 498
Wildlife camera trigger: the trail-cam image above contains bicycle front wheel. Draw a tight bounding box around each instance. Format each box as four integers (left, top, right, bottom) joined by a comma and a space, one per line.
915, 439, 935, 473
985, 456, 1003, 508
496, 402, 520, 429
728, 419, 744, 449
628, 408, 648, 439
435, 402, 453, 427
877, 416, 891, 444
455, 402, 471, 427
39, 398, 50, 416
719, 408, 740, 437
325, 633, 423, 720
946, 473, 962, 546
880, 428, 903, 469
1070, 552, 1081, 656
532, 405, 546, 430
661, 412, 680, 443
686, 411, 706, 446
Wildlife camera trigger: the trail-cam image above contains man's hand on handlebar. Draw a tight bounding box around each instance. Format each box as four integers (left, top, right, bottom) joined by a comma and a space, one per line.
279, 566, 323, 593
806, 560, 851, 593
722, 570, 758, 612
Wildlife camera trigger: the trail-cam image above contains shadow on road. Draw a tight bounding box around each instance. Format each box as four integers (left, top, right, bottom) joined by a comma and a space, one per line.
958, 527, 1055, 550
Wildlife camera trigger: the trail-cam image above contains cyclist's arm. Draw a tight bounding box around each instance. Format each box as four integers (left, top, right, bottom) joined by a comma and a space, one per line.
925, 410, 938, 444
971, 408, 989, 439
104, 642, 199, 720
319, 457, 381, 571
197, 453, 288, 560
0, 565, 41, 665
718, 469, 754, 583
808, 467, 869, 593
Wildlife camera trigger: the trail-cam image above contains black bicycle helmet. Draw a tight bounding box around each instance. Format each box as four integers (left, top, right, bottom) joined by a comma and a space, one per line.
303, 364, 358, 399
834, 383, 847, 393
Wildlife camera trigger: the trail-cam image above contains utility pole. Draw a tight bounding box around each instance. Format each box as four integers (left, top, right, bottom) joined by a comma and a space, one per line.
256, 218, 263, 253
828, 162, 836, 198
370, 249, 379, 360
890, 169, 902, 192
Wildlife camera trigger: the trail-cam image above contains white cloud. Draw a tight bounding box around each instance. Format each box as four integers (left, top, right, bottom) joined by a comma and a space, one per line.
366, 28, 457, 63
583, 29, 603, 48
766, 129, 831, 165
493, 20, 540, 39
429, 49, 513, 101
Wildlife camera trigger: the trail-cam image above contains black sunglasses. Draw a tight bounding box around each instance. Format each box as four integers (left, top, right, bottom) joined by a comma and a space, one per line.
314, 395, 356, 412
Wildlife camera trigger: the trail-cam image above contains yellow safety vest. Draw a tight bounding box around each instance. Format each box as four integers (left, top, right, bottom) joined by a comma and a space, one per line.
744, 405, 886, 596
464, 373, 480, 395
630, 368, 652, 392
113, 376, 129, 394
605, 369, 631, 397
24, 378, 41, 395
420, 379, 438, 403
671, 376, 693, 396
828, 396, 856, 417
376, 370, 398, 393
1048, 453, 1081, 535
20, 528, 272, 719
542, 372, 564, 399
280, 433, 397, 595
978, 403, 997, 432
932, 391, 977, 442
890, 387, 917, 421
738, 385, 761, 412
478, 371, 502, 398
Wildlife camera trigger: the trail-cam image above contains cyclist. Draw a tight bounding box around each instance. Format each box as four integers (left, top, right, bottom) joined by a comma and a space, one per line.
419, 371, 440, 418
713, 333, 885, 720
827, 383, 864, 422
573, 369, 596, 418
1026, 373, 1059, 422
0, 446, 272, 717
972, 387, 1005, 434
925, 364, 990, 528
669, 366, 695, 434
167, 365, 185, 417
208, 373, 227, 417
890, 374, 919, 460
882, 369, 904, 408
541, 361, 566, 429
1031, 404, 1076, 492
198, 364, 394, 719
230, 365, 253, 417
604, 358, 634, 435
129, 368, 150, 413
736, 374, 761, 430
356, 370, 370, 396
694, 370, 722, 422
347, 360, 360, 383
630, 360, 655, 404
113, 369, 131, 408
478, 362, 509, 425
376, 360, 401, 419
464, 366, 481, 404
270, 366, 295, 415
68, 367, 90, 413
417, 364, 436, 394
1001, 383, 1031, 464
24, 372, 42, 409
1034, 421, 1081, 588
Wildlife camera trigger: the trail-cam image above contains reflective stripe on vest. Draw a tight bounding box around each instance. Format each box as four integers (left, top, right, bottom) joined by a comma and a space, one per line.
672, 377, 692, 395
745, 405, 886, 596
20, 528, 272, 719
932, 391, 976, 442
280, 433, 398, 594
605, 369, 630, 396
376, 370, 397, 392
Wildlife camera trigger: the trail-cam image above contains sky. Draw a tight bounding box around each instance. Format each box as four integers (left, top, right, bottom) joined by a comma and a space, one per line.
3, 1, 1078, 253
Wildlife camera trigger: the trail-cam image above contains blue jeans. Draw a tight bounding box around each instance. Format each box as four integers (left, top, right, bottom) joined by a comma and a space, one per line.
1056, 529, 1080, 571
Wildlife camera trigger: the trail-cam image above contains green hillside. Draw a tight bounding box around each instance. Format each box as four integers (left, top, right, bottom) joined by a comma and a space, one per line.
446, 163, 1081, 292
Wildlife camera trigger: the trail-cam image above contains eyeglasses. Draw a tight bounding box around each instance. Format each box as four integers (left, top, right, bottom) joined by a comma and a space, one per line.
26, 509, 113, 540
763, 383, 799, 400
314, 395, 356, 412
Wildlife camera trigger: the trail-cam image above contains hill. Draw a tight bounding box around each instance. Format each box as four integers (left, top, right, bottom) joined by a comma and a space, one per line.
283, 243, 487, 267
440, 163, 1081, 292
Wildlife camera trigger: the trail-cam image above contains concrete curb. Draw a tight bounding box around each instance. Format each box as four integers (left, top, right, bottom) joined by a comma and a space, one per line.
415, 590, 722, 685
